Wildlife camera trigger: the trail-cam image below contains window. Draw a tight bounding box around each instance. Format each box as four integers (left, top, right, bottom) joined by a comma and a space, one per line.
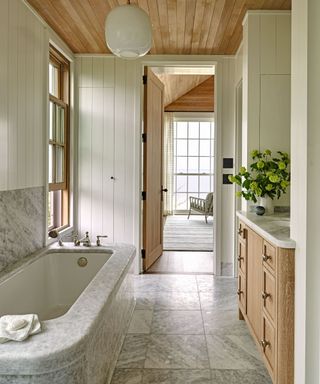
48, 46, 70, 230
173, 119, 215, 212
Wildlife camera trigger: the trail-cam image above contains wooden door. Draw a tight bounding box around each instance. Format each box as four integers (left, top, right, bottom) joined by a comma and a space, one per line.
142, 68, 164, 270
246, 227, 263, 340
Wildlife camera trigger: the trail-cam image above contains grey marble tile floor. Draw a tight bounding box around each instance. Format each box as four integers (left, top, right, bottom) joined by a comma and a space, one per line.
111, 274, 272, 384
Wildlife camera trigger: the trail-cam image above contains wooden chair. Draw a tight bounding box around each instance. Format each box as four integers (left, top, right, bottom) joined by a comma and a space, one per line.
187, 192, 214, 223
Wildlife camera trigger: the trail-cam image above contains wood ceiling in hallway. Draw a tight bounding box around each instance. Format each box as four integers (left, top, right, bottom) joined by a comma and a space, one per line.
26, 0, 291, 55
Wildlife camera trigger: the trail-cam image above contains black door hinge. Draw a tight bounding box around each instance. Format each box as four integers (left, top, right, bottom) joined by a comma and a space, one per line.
142, 133, 147, 143
141, 191, 146, 200
143, 74, 147, 84
141, 249, 146, 259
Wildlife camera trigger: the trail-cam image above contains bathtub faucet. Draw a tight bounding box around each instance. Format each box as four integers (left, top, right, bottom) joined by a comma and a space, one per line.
96, 235, 108, 246
48, 230, 64, 246
80, 232, 91, 247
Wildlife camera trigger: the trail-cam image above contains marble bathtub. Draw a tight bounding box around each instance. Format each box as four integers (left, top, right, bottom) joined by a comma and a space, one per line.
0, 243, 136, 384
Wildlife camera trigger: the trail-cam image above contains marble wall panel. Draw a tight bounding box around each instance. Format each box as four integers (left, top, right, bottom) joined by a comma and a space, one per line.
0, 187, 45, 272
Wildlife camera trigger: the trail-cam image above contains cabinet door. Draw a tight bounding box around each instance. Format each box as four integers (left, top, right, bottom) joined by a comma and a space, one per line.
261, 314, 276, 379
246, 228, 263, 340
238, 270, 247, 314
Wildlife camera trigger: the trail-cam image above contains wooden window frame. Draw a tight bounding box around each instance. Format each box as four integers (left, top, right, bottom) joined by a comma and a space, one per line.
48, 45, 70, 231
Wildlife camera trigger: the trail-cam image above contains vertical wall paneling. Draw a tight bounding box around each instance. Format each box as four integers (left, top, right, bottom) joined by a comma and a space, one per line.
242, 11, 291, 209
124, 61, 136, 242
260, 15, 276, 74
0, 0, 47, 191
78, 57, 115, 242
102, 88, 114, 241
113, 59, 126, 242
276, 15, 291, 74
7, 0, 19, 189
79, 86, 93, 236
0, 0, 9, 190
17, 2, 27, 187
91, 87, 104, 237
247, 14, 260, 154
260, 75, 291, 153
26, 8, 35, 186
221, 58, 235, 271
81, 57, 93, 88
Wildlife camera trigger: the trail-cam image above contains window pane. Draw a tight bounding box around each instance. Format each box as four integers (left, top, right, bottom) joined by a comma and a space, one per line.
176, 140, 187, 156
49, 63, 59, 98
211, 122, 215, 139
56, 105, 61, 142
200, 122, 211, 138
200, 175, 211, 192
188, 175, 199, 192
48, 192, 54, 228
189, 122, 199, 138
188, 140, 199, 156
211, 177, 215, 192
176, 157, 188, 173
49, 102, 55, 140
200, 140, 211, 156
176, 193, 187, 210
55, 106, 65, 144
199, 157, 210, 173
55, 146, 64, 183
49, 144, 54, 183
176, 122, 188, 138
188, 157, 198, 173
176, 175, 187, 192
211, 157, 215, 172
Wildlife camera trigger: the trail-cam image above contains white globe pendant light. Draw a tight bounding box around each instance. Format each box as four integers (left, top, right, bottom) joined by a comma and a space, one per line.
105, 2, 152, 59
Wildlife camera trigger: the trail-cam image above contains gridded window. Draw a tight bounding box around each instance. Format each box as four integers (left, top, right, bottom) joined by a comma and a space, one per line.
174, 120, 215, 211
48, 46, 70, 230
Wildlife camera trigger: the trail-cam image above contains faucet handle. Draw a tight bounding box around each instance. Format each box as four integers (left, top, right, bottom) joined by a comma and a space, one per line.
96, 235, 108, 246
73, 234, 80, 246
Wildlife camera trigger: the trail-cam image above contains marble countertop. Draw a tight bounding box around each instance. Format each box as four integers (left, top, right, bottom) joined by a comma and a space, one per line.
236, 211, 296, 249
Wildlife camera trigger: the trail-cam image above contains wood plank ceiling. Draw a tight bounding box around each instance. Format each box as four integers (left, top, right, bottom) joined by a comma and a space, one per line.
27, 0, 291, 55
156, 74, 212, 106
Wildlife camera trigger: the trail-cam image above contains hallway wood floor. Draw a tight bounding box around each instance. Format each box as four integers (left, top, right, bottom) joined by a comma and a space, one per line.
110, 274, 272, 384
147, 251, 213, 274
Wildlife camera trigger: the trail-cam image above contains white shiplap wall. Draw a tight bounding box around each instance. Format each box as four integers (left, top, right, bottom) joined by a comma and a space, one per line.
0, 0, 47, 191
77, 57, 137, 244
242, 11, 291, 207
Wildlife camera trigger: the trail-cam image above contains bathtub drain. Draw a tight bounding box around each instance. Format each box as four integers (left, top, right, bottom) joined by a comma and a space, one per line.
78, 257, 88, 267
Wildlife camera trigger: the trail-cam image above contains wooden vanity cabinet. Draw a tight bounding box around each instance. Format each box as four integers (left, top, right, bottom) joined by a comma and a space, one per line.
237, 221, 294, 384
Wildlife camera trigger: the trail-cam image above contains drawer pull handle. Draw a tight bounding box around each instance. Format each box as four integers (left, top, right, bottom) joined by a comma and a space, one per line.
237, 256, 244, 262
261, 291, 271, 300
262, 254, 271, 262
260, 339, 270, 352
237, 289, 243, 296
238, 229, 243, 235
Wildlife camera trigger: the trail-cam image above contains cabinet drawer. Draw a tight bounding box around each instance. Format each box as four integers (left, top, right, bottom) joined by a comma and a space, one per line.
237, 271, 247, 314
262, 267, 276, 324
262, 240, 276, 272
238, 239, 246, 276
261, 314, 276, 377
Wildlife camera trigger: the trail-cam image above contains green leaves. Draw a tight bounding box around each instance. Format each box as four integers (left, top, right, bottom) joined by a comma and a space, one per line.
228, 149, 290, 203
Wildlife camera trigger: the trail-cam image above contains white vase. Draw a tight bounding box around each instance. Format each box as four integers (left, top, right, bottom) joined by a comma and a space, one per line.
259, 197, 274, 215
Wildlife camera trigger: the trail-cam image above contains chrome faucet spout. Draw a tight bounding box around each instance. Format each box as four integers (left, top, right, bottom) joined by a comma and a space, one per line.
80, 232, 91, 247
48, 230, 64, 246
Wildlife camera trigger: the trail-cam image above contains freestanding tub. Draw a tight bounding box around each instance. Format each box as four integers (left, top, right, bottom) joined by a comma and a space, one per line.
0, 243, 136, 384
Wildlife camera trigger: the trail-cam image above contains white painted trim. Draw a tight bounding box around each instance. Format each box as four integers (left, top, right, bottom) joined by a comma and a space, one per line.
235, 41, 244, 58
242, 10, 291, 26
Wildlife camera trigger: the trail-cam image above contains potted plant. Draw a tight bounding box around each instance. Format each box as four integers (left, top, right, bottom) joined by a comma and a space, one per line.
228, 149, 290, 215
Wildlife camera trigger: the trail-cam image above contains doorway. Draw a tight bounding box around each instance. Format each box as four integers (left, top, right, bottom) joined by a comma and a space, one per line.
142, 65, 216, 275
